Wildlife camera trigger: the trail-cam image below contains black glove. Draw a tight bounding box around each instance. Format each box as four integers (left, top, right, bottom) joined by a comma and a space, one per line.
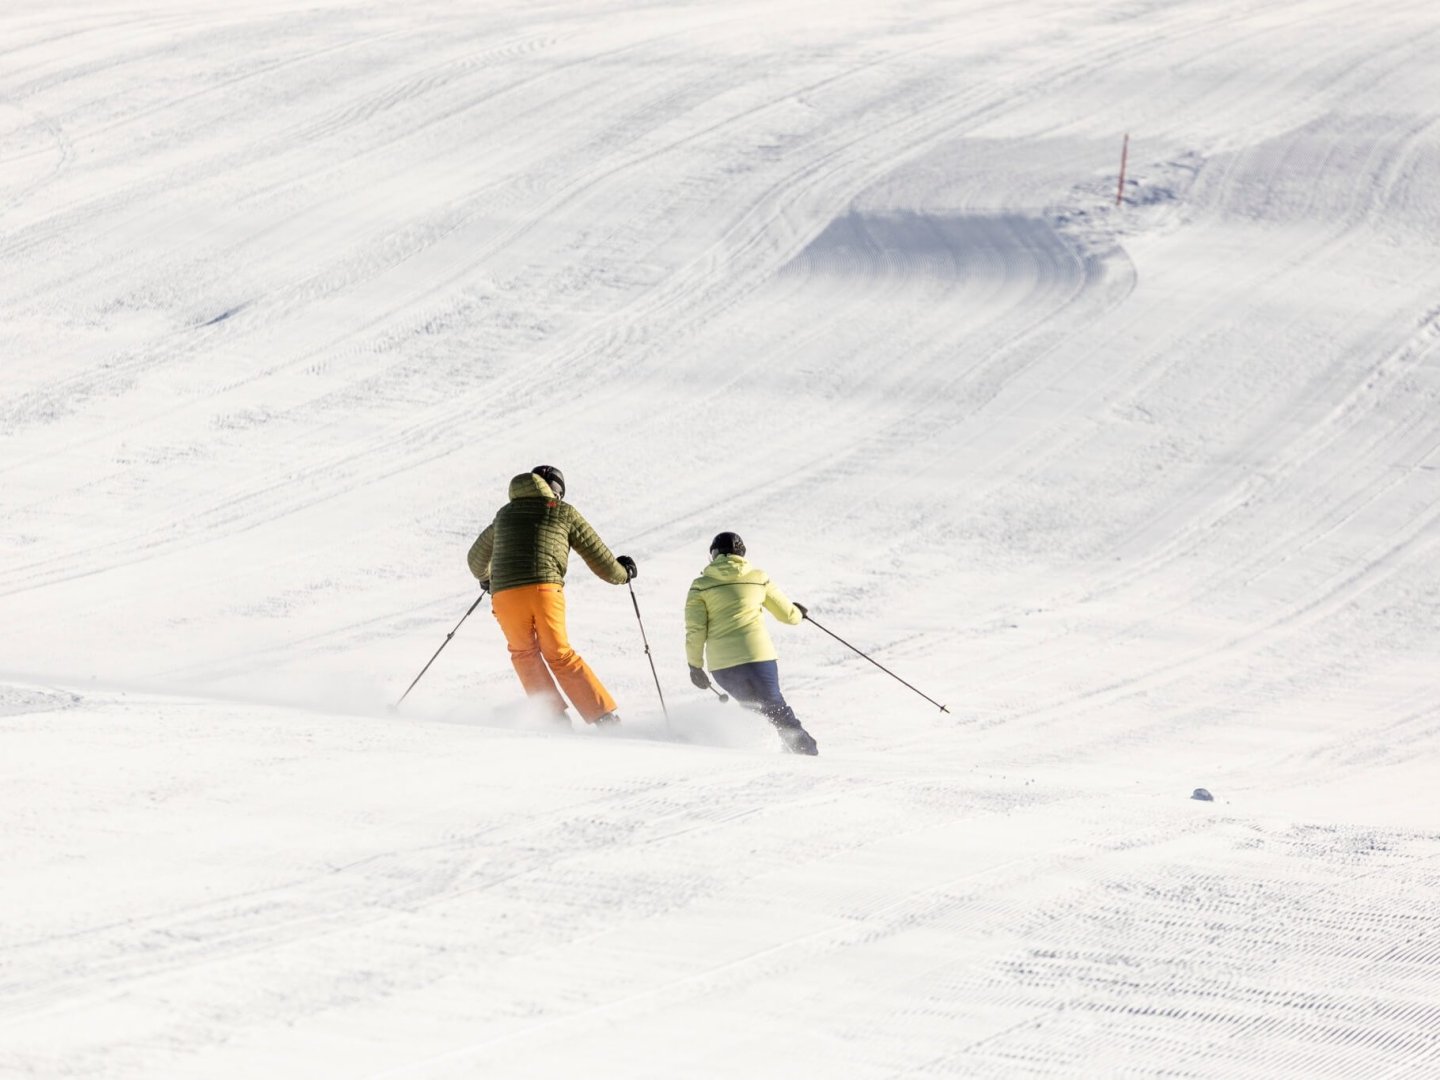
794, 602, 809, 618
689, 666, 711, 690
480, 580, 491, 593
616, 555, 637, 581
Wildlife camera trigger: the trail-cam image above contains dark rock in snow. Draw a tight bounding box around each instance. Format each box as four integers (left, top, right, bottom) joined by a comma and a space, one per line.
1191, 787, 1214, 801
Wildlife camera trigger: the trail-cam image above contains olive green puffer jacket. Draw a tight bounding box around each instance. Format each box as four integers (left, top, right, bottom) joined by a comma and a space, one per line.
467, 473, 629, 592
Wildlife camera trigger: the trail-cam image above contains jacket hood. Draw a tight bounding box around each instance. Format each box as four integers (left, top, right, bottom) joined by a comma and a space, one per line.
508, 472, 558, 501
702, 554, 753, 581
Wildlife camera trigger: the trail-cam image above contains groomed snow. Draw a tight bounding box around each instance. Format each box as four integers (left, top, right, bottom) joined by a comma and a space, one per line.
3, 1, 1440, 1076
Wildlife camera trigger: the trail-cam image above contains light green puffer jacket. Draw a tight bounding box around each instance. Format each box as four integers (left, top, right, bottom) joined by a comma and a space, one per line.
684, 554, 803, 671
467, 473, 629, 592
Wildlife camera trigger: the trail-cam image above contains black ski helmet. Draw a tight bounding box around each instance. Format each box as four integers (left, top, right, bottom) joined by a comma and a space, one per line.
710, 531, 745, 558
531, 464, 565, 500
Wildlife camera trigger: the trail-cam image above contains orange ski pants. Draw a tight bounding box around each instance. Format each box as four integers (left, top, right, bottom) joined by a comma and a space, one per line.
490, 583, 617, 722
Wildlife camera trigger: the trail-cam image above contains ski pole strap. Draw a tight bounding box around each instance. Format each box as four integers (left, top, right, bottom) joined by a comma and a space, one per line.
804, 615, 949, 713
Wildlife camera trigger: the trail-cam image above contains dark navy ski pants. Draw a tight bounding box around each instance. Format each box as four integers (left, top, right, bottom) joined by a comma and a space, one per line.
711, 660, 802, 729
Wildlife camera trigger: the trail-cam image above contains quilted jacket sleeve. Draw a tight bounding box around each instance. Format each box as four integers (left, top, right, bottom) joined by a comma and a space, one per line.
566, 506, 629, 585
466, 522, 495, 582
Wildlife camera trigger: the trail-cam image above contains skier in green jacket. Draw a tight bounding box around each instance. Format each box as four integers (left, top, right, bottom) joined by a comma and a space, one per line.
468, 466, 636, 727
684, 531, 818, 755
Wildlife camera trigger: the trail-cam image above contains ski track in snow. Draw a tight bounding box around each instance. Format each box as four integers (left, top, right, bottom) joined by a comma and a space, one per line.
3, 1, 1440, 1077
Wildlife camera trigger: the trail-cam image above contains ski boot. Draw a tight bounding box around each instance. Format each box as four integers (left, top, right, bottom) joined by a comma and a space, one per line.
774, 719, 818, 756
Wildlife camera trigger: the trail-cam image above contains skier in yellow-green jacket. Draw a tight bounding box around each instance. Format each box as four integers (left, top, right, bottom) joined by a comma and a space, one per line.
684, 531, 818, 755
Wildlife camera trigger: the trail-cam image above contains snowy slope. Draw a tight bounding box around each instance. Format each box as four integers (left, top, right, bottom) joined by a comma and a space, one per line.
3, 1, 1440, 1076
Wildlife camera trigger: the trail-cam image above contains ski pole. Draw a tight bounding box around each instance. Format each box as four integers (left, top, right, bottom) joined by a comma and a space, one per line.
626, 580, 670, 726
391, 585, 489, 711
802, 612, 949, 713
710, 683, 730, 704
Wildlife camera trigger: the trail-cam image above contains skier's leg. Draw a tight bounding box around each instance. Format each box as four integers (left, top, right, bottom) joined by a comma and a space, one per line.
713, 661, 817, 755
532, 585, 619, 723
750, 661, 818, 755
742, 660, 793, 719
490, 585, 567, 715
711, 664, 764, 707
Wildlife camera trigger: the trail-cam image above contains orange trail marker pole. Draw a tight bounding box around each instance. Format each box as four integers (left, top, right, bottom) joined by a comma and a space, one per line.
1116, 133, 1130, 206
